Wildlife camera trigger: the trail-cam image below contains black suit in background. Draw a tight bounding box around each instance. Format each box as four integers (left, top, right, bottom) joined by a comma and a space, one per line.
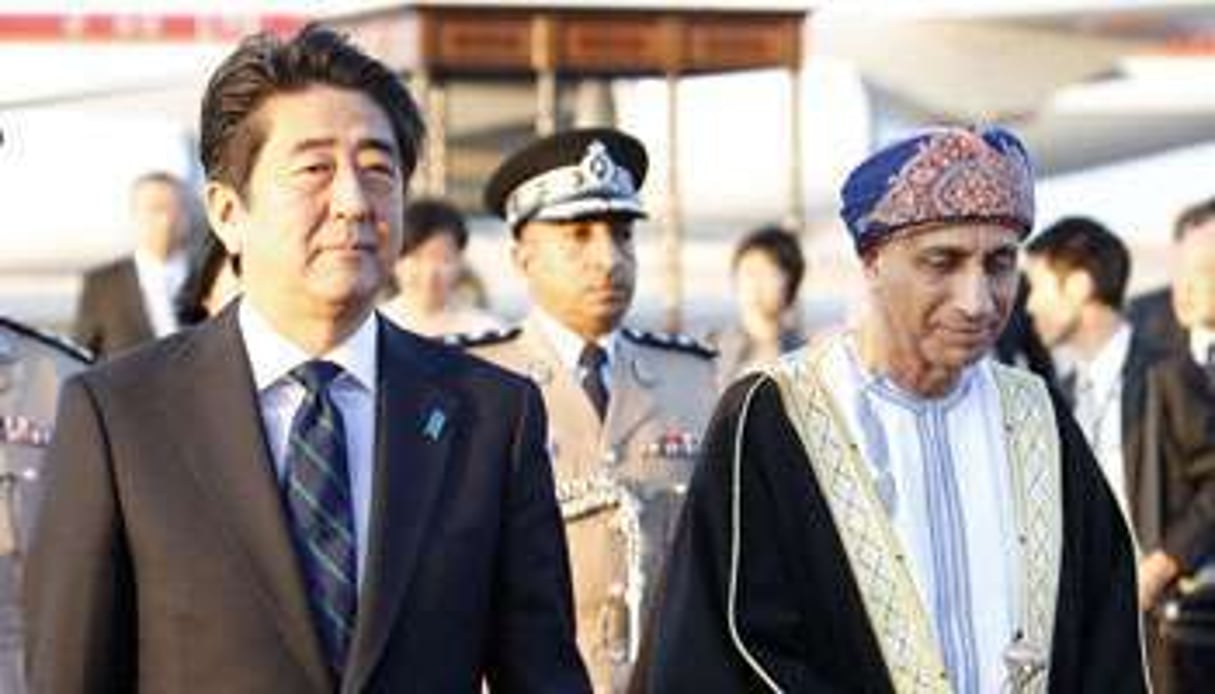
1121, 330, 1215, 567
1126, 287, 1186, 356
25, 303, 589, 693
1120, 331, 1215, 694
73, 257, 154, 358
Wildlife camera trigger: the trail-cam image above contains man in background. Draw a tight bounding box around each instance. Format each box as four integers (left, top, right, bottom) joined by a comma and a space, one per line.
1126, 197, 1215, 366
1026, 216, 1215, 692
1171, 201, 1215, 381
460, 127, 716, 692
73, 170, 191, 358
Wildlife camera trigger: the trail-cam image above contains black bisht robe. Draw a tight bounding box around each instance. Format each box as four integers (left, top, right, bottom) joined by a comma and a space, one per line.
632, 373, 1146, 693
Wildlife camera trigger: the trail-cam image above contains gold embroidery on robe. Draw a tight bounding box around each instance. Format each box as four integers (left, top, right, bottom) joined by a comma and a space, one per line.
740, 336, 1061, 693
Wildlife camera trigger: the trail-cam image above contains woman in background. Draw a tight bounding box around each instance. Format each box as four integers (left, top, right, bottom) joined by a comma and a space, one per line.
175, 230, 240, 326
711, 224, 807, 387
380, 197, 502, 338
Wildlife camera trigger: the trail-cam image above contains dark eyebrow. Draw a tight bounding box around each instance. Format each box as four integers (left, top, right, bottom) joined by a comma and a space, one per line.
289, 137, 399, 159
918, 245, 967, 259
917, 240, 1018, 259
289, 138, 336, 156
986, 243, 1019, 259
359, 137, 399, 160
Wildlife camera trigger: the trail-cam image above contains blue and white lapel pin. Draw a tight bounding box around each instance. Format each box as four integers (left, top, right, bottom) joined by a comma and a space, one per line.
422, 408, 447, 442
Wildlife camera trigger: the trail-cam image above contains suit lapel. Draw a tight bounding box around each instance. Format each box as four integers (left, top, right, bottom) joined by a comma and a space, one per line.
119, 258, 155, 341
1121, 332, 1159, 511
1122, 332, 1174, 546
175, 305, 332, 690
1121, 350, 1144, 497
345, 320, 459, 692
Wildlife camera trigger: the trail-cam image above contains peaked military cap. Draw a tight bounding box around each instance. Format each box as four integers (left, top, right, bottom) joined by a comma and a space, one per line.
484, 127, 648, 234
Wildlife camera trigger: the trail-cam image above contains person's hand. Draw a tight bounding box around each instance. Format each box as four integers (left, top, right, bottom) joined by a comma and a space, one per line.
1138, 550, 1181, 612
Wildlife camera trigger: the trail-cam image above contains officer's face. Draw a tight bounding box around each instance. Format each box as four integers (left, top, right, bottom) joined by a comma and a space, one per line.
207, 85, 405, 336
864, 222, 1020, 373
513, 216, 636, 340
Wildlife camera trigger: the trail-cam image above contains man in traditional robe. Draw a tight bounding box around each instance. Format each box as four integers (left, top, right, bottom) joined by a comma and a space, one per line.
633, 126, 1146, 693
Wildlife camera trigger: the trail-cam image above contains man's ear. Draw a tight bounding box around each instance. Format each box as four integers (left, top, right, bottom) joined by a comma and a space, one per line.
1062, 270, 1096, 303
205, 181, 244, 256
510, 237, 531, 276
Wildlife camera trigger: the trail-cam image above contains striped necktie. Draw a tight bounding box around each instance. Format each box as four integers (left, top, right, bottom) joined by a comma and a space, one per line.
285, 360, 358, 677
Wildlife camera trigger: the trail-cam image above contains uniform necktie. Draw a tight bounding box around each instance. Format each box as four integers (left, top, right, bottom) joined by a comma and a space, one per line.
285, 360, 357, 677
578, 342, 610, 421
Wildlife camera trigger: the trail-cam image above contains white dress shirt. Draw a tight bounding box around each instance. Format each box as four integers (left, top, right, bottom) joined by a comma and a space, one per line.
238, 301, 378, 587
818, 334, 1018, 694
532, 309, 618, 393
133, 248, 187, 338
1070, 323, 1131, 521
1190, 326, 1215, 369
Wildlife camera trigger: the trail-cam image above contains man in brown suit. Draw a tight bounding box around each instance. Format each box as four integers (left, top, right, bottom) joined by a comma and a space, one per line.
25, 25, 587, 693
73, 171, 192, 358
458, 128, 716, 692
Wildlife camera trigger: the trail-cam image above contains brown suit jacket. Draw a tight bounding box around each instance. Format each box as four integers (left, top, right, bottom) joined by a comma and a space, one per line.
73, 257, 155, 359
25, 304, 588, 693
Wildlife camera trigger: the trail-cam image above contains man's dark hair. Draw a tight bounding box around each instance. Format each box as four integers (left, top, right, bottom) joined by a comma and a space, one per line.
402, 198, 468, 257
1174, 196, 1215, 242
1026, 216, 1130, 310
731, 224, 806, 309
199, 23, 424, 197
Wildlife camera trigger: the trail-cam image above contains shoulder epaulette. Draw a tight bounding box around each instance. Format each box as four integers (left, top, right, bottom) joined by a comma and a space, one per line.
0, 315, 93, 364
443, 325, 522, 349
622, 327, 717, 359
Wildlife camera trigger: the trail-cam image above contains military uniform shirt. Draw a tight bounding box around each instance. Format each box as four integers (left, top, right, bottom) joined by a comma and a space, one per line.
458, 311, 716, 692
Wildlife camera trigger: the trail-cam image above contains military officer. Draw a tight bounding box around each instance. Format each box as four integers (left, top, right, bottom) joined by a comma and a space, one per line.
456, 127, 716, 692
0, 316, 90, 693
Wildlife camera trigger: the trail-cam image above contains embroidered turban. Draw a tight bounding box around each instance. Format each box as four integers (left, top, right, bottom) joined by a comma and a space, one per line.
839, 126, 1035, 254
